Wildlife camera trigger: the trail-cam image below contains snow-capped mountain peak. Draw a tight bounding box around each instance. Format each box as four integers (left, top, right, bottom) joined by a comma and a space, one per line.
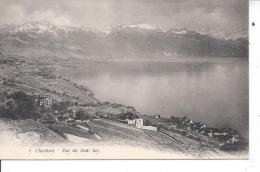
169, 28, 190, 35
123, 23, 158, 30
101, 27, 112, 35
13, 21, 54, 33
0, 20, 248, 42
0, 21, 248, 58
0, 20, 88, 37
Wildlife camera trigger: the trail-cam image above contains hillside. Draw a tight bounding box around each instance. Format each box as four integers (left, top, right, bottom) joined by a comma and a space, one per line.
0, 54, 248, 158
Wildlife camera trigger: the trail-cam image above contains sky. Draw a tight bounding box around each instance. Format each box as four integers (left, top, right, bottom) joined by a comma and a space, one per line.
0, 0, 248, 32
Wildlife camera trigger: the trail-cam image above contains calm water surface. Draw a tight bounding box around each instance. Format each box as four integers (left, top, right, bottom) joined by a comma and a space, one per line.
62, 59, 248, 138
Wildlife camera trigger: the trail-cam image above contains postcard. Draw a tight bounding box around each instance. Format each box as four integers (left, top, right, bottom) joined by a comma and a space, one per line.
0, 0, 249, 159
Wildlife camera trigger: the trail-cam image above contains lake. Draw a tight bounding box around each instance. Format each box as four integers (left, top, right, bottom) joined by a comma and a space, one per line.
62, 58, 248, 138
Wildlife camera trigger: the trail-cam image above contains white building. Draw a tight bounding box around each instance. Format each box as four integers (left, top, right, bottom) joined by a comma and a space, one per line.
135, 118, 144, 128
39, 96, 54, 108
125, 118, 144, 128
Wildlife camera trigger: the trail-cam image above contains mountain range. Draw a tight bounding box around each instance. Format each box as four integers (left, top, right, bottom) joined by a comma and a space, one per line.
0, 21, 248, 59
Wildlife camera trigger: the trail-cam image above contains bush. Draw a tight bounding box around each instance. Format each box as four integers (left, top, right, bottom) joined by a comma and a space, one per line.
75, 110, 90, 120
0, 92, 40, 120
51, 101, 71, 113
117, 112, 139, 120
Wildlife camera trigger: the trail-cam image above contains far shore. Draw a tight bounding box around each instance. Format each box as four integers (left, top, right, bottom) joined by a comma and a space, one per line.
0, 54, 248, 158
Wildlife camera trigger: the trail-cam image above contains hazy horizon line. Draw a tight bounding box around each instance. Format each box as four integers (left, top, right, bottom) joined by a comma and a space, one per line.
0, 19, 248, 34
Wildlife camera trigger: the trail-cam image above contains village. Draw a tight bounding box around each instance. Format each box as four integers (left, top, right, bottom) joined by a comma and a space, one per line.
0, 88, 243, 152
0, 55, 247, 156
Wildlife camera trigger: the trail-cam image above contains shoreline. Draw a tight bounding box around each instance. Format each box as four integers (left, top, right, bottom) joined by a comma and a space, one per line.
0, 55, 248, 158
63, 58, 248, 139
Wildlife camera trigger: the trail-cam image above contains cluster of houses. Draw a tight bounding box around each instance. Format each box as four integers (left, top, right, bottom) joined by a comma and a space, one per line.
34, 95, 54, 109
169, 115, 240, 144
124, 117, 158, 132
117, 112, 158, 132
170, 116, 206, 133
125, 118, 144, 129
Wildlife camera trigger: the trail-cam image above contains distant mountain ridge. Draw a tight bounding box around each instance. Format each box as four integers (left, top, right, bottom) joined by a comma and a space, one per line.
0, 21, 88, 35
0, 21, 248, 58
209, 29, 248, 40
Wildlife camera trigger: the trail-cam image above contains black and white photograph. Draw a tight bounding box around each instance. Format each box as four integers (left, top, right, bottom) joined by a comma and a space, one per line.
0, 0, 249, 159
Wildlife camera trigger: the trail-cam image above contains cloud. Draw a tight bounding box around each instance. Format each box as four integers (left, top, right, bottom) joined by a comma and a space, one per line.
0, 0, 248, 31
